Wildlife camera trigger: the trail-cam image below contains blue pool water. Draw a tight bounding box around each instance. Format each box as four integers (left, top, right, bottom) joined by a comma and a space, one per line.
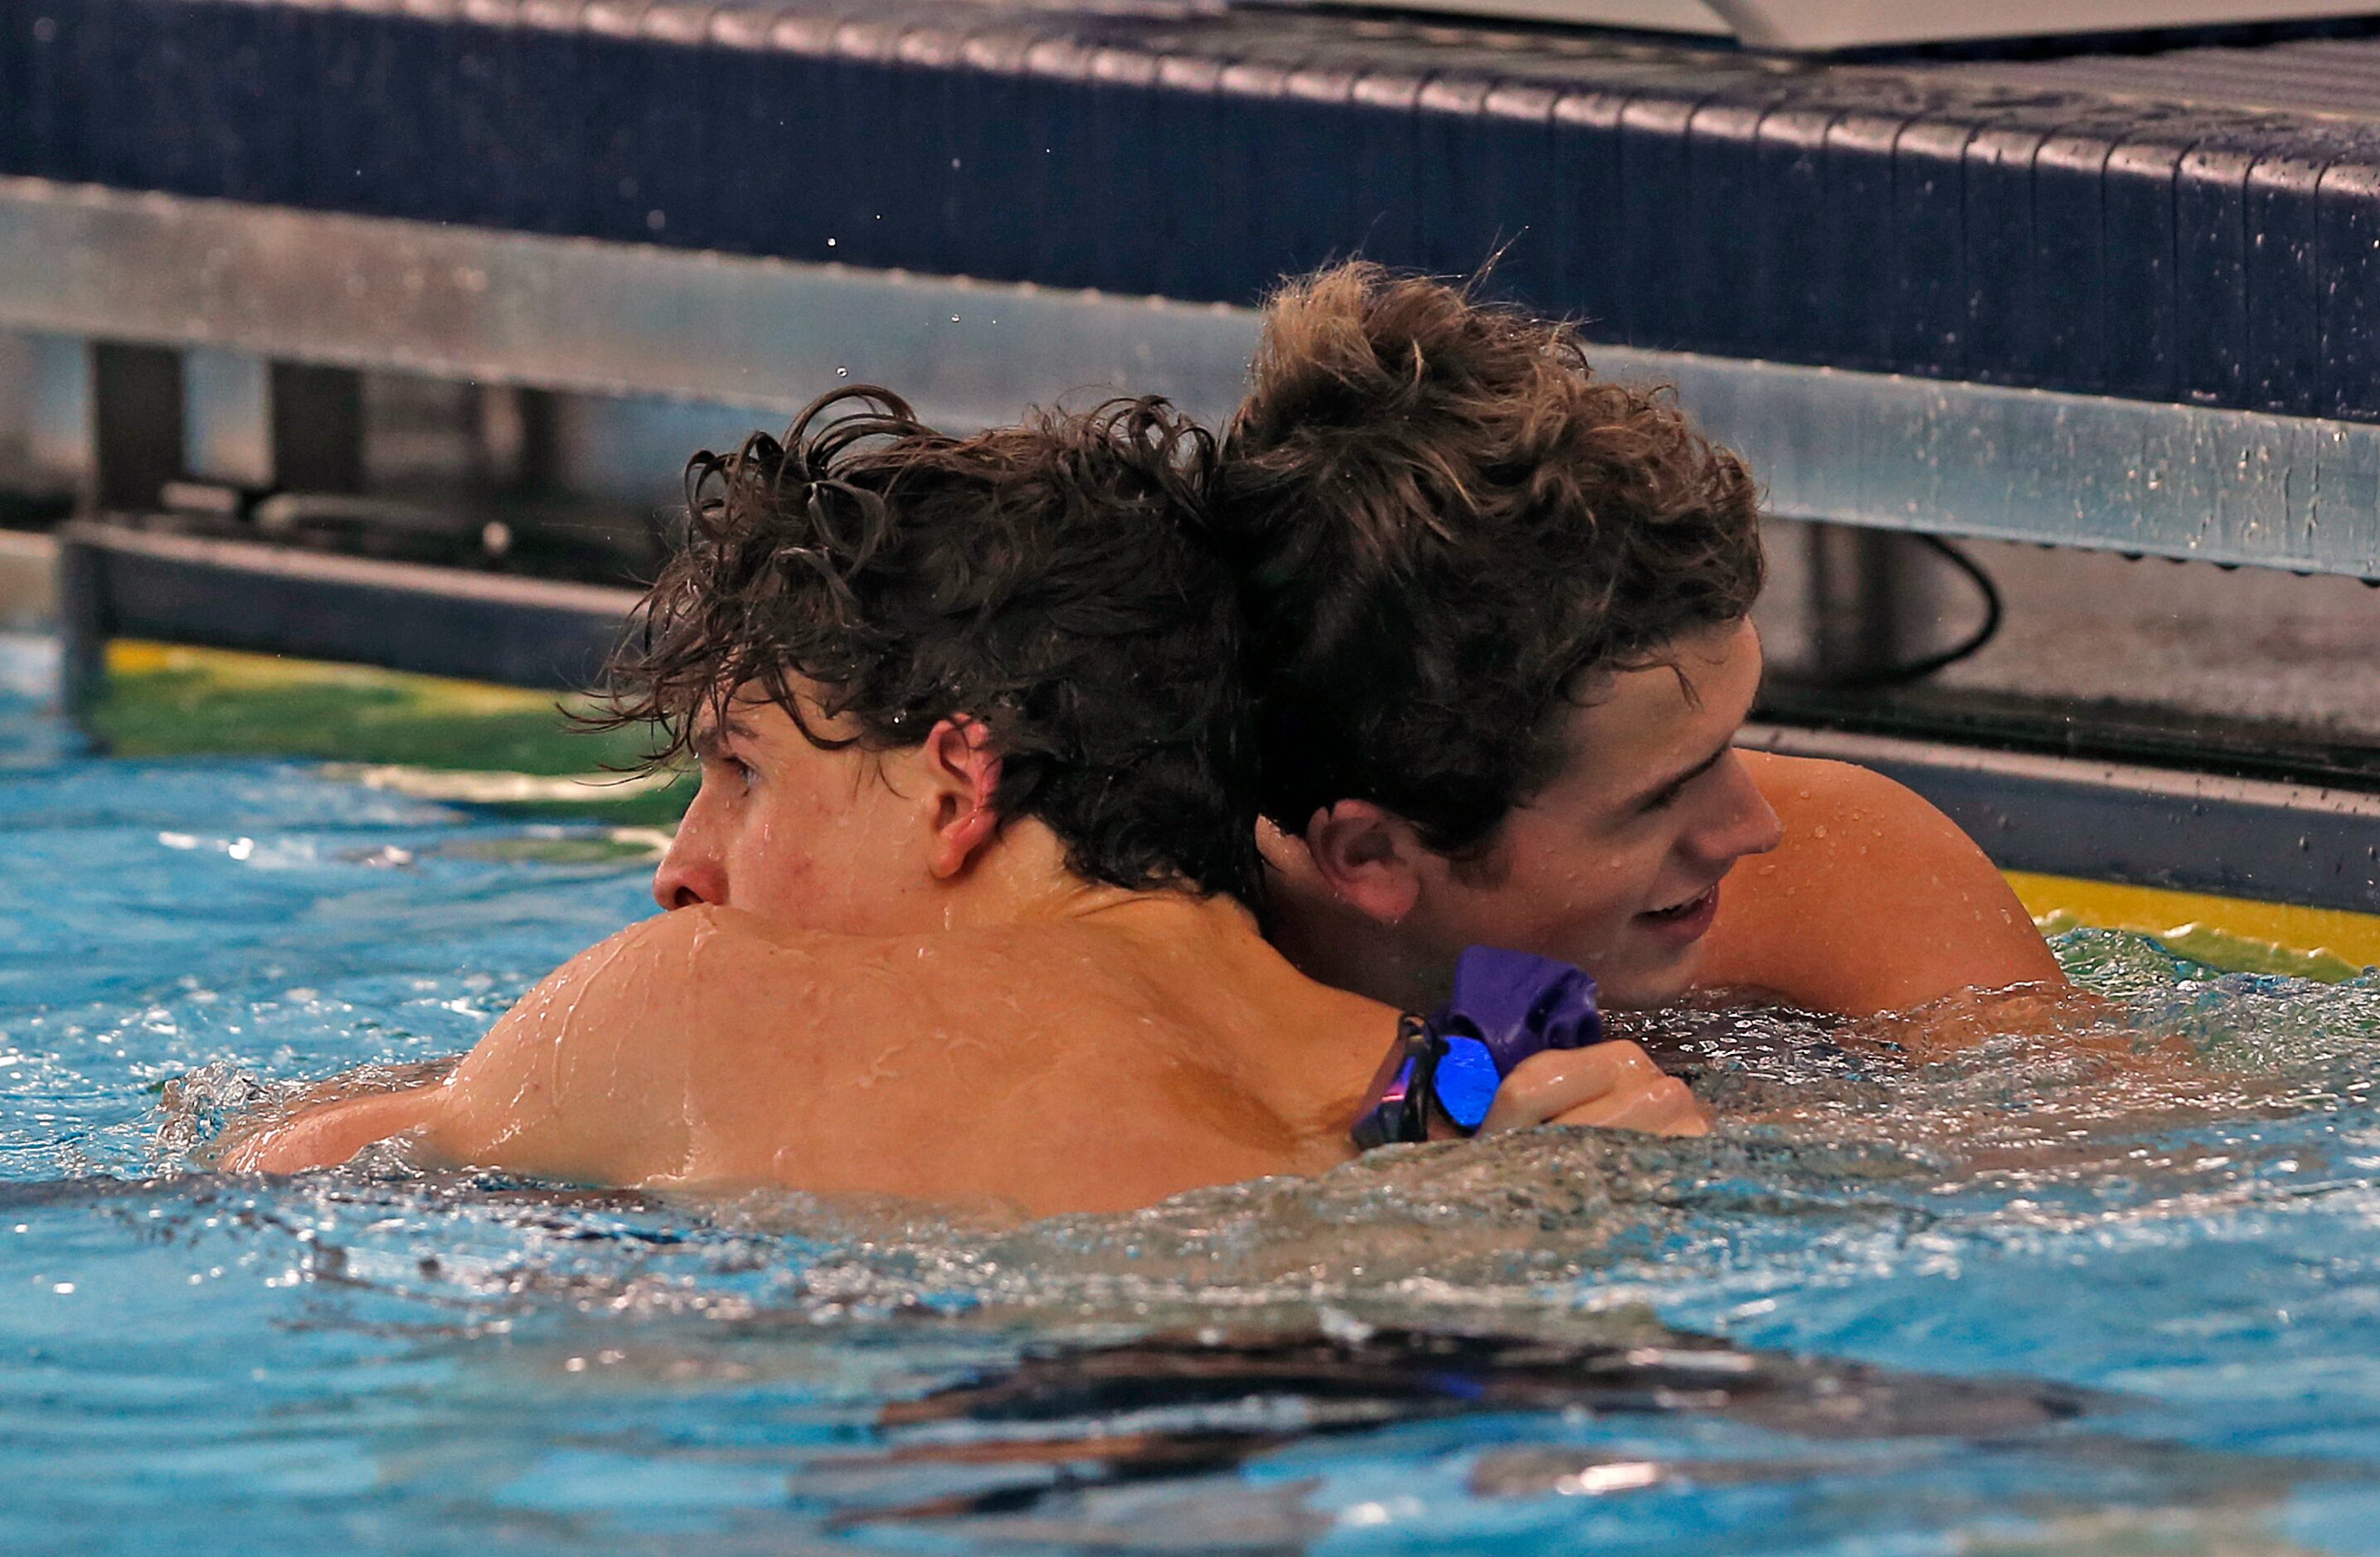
10, 635, 2380, 1553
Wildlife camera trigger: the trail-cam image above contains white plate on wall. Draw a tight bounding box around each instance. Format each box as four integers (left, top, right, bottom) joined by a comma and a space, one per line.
1293, 0, 2380, 50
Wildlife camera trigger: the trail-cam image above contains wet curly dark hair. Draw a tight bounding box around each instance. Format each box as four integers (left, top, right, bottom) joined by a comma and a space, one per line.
1216, 262, 1765, 859
597, 386, 1260, 903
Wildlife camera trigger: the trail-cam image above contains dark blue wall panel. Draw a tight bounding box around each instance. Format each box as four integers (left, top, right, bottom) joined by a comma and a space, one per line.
2318, 142, 2380, 423
2178, 133, 2258, 407
12, 0, 2380, 420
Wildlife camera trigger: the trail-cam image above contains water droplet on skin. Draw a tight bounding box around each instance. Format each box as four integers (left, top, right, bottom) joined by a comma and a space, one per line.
1812, 825, 1829, 839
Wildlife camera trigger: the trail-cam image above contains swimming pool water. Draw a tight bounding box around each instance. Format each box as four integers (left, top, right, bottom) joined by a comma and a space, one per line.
9, 633, 2380, 1553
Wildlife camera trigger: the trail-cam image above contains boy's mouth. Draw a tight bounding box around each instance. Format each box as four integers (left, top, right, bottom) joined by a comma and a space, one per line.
1635, 883, 1720, 941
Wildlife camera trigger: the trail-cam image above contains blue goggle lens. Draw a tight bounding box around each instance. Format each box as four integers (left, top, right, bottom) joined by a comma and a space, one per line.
1433, 1036, 1502, 1131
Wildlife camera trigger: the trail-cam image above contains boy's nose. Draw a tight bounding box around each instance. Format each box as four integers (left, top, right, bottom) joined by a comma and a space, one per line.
652, 837, 728, 911
1698, 755, 1784, 866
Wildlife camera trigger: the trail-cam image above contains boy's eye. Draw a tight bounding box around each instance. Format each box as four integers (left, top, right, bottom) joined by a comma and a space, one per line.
706, 753, 756, 789
1638, 749, 1729, 816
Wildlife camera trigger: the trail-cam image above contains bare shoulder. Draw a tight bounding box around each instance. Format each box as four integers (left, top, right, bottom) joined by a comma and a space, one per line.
1737, 750, 2006, 885
221, 911, 753, 1178
478, 903, 824, 1052
1703, 751, 2064, 1015
423, 905, 841, 1181
1742, 751, 1961, 842
238, 906, 1006, 1185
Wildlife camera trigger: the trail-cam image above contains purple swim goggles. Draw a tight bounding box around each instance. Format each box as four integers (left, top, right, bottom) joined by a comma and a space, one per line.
1350, 946, 1605, 1150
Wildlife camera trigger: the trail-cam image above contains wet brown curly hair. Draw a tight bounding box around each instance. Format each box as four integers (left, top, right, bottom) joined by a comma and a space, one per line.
597, 386, 1260, 903
1215, 262, 1765, 858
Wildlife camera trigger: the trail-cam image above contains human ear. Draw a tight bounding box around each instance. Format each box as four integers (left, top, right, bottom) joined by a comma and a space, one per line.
917, 716, 1004, 880
1303, 800, 1424, 924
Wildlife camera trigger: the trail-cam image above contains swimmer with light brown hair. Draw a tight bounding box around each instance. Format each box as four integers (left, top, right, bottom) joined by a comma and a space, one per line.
1215, 263, 2063, 1039
222, 386, 1703, 1214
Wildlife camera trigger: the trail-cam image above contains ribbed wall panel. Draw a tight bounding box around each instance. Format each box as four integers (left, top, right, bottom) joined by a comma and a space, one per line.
12, 0, 2380, 418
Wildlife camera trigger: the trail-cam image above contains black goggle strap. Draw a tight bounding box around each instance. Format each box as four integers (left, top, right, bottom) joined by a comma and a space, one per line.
1350, 1013, 1443, 1151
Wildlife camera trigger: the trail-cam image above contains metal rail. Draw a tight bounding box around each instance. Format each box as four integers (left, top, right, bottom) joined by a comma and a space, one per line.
7, 178, 2380, 577
0, 177, 1260, 432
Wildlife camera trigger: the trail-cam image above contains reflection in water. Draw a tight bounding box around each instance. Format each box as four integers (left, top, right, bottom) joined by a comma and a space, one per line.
727, 1312, 2322, 1552
838, 1322, 2097, 1530
882, 1324, 2096, 1441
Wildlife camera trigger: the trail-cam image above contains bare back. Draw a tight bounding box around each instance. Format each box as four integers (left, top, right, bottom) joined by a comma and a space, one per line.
229, 900, 1396, 1216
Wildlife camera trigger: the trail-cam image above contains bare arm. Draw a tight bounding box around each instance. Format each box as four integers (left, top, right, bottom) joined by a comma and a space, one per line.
416, 909, 706, 1182
216, 1084, 447, 1174
1699, 753, 2064, 1017
224, 909, 710, 1181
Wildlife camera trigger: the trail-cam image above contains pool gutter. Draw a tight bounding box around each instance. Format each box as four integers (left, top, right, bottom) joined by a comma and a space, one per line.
56, 520, 634, 711
1741, 724, 2380, 914
55, 516, 2380, 915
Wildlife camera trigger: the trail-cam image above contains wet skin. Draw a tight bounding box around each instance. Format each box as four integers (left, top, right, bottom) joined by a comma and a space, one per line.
1263, 619, 2063, 1019
224, 694, 1707, 1214
1697, 752, 2066, 1017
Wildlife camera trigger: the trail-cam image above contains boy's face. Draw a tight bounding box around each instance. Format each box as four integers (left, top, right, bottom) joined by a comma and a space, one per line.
649, 689, 945, 936
1398, 618, 1782, 1009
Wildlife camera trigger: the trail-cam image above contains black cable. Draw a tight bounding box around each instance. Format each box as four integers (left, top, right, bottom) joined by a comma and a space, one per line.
1837, 534, 2004, 688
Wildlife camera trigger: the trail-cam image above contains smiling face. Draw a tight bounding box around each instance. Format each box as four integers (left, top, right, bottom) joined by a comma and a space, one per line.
1396, 618, 1782, 1009
649, 692, 944, 937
